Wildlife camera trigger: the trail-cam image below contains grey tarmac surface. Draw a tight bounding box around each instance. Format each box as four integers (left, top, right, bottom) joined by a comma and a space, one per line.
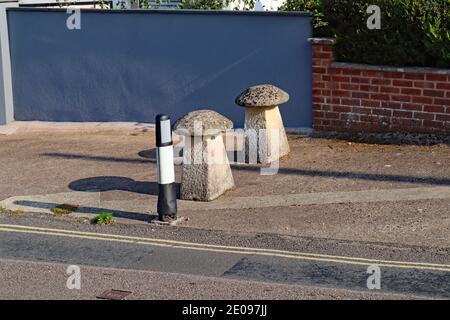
0, 259, 425, 300
0, 214, 449, 299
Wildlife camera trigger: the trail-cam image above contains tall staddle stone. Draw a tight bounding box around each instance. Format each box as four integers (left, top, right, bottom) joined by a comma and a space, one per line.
235, 84, 290, 164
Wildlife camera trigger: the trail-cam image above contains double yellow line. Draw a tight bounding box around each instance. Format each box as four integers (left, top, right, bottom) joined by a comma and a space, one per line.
1, 223, 450, 272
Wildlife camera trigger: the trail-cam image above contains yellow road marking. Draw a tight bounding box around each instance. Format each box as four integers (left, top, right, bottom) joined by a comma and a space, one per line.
0, 223, 447, 267
0, 224, 449, 272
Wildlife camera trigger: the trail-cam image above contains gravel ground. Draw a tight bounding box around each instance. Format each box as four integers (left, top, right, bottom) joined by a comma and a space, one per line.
0, 128, 448, 248
0, 129, 448, 202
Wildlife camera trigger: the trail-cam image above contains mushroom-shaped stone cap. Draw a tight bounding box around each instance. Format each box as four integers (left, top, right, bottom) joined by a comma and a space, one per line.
235, 84, 289, 108
173, 109, 233, 136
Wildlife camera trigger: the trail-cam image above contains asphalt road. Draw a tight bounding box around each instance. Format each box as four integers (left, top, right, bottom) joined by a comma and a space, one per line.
0, 259, 424, 300
0, 214, 449, 299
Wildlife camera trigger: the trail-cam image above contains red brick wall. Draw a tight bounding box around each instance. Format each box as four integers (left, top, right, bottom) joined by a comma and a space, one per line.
310, 38, 450, 133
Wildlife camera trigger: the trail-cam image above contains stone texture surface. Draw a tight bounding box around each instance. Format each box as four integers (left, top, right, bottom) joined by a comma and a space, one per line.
173, 109, 233, 136
235, 84, 290, 108
235, 84, 291, 164
181, 135, 234, 201
308, 37, 336, 45
244, 107, 290, 164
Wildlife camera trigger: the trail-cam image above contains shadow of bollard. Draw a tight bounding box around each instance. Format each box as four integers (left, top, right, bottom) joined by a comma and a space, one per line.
68, 176, 181, 197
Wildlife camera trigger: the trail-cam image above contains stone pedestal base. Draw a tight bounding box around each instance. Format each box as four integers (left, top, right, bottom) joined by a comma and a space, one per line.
181, 135, 234, 201
244, 106, 290, 164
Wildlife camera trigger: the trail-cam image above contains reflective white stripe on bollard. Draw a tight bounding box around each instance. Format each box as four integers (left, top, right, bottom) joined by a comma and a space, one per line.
155, 114, 177, 221
156, 146, 175, 184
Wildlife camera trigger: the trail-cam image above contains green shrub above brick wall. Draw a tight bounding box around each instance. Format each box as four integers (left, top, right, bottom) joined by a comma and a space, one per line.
280, 0, 450, 68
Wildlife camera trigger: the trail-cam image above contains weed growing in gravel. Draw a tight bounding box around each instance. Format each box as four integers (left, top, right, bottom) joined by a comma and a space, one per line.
74, 217, 90, 224
51, 204, 79, 216
92, 212, 114, 225
0, 207, 6, 213
11, 210, 26, 215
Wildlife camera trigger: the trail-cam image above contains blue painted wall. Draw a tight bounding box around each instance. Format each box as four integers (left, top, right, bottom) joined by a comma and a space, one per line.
0, 37, 5, 125
7, 8, 312, 127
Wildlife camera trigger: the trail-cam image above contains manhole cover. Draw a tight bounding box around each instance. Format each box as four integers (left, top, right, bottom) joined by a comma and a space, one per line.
97, 289, 132, 300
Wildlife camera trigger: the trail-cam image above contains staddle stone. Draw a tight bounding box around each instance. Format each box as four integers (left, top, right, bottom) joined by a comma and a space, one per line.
235, 84, 290, 164
174, 109, 235, 202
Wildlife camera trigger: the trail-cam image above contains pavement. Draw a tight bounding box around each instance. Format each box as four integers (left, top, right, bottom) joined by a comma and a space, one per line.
0, 121, 449, 299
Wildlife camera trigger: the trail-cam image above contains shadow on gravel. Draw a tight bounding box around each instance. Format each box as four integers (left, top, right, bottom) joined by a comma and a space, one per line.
68, 176, 181, 196
13, 200, 155, 222
231, 165, 450, 186
309, 132, 450, 146
41, 152, 156, 164
138, 149, 157, 159
42, 153, 450, 186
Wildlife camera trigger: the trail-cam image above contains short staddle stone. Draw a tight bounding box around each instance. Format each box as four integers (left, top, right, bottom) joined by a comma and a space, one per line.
176, 110, 235, 202
181, 135, 234, 201
173, 109, 233, 136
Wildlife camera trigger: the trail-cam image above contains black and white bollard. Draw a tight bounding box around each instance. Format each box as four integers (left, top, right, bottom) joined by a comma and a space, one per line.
155, 114, 177, 221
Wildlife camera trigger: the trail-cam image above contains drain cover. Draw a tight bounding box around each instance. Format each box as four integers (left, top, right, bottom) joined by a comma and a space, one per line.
97, 289, 132, 300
